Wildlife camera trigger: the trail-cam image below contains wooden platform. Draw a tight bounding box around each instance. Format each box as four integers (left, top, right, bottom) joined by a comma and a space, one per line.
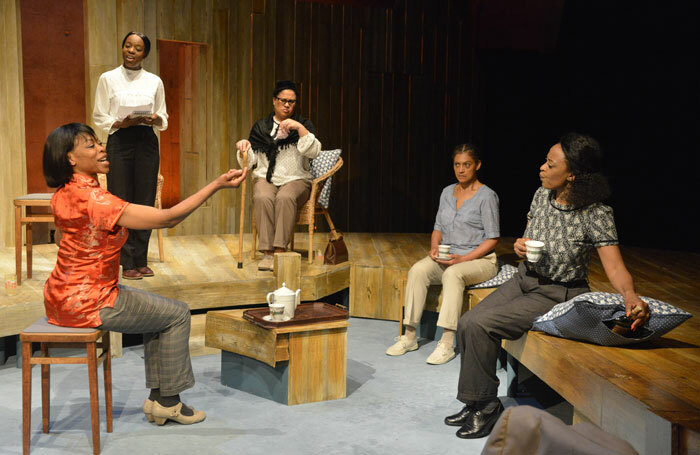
0, 233, 349, 356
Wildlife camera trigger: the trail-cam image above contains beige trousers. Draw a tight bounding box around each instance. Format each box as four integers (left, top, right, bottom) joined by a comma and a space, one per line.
253, 178, 311, 251
403, 252, 498, 331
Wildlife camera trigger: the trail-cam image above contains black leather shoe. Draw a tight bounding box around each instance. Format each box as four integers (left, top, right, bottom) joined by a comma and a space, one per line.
455, 400, 504, 439
444, 404, 474, 426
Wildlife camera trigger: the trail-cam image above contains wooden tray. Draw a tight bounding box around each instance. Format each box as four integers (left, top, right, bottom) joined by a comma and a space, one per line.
243, 302, 349, 329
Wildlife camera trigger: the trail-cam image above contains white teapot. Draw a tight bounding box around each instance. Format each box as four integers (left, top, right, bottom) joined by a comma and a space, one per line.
266, 282, 301, 319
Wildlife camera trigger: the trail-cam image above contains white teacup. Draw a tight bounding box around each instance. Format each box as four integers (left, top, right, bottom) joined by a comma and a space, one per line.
269, 303, 286, 321
438, 244, 450, 259
525, 240, 545, 263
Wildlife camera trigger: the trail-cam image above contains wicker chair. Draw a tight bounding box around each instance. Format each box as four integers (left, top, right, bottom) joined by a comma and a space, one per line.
97, 173, 165, 262
251, 156, 344, 263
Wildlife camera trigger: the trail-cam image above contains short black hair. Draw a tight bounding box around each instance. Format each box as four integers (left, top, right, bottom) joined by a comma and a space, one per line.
559, 132, 611, 207
273, 80, 298, 98
43, 123, 98, 188
121, 31, 151, 58
452, 143, 481, 162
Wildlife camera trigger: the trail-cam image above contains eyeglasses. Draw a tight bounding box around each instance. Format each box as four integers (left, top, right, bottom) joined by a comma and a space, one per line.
275, 97, 297, 106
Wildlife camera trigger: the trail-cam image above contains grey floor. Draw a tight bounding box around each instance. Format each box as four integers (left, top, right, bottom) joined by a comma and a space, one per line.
0, 317, 536, 455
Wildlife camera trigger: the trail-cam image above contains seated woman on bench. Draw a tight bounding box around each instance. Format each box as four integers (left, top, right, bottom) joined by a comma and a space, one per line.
444, 133, 650, 439
42, 123, 246, 426
386, 144, 500, 365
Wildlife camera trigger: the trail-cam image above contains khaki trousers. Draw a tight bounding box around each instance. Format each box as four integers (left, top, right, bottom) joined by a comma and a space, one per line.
403, 252, 498, 331
253, 178, 311, 251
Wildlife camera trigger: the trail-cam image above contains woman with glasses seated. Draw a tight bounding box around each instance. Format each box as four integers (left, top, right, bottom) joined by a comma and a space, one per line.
236, 80, 321, 271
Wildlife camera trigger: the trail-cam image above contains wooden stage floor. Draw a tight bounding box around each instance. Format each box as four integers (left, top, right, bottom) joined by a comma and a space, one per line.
2, 232, 699, 349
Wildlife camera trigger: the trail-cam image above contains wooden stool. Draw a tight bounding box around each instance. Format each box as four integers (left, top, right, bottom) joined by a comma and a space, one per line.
14, 194, 54, 286
21, 317, 112, 455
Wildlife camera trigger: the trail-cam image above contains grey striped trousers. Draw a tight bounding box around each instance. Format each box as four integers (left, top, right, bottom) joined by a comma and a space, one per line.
98, 285, 194, 396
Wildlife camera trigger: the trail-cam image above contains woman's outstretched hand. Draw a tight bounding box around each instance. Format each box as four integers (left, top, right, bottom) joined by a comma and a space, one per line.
217, 168, 247, 189
514, 238, 530, 258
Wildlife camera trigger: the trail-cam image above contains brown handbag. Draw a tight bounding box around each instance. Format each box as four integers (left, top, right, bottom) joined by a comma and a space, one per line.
324, 229, 349, 265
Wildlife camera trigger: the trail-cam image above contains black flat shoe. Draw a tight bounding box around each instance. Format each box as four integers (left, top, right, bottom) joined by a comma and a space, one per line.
445, 404, 474, 426
455, 400, 504, 439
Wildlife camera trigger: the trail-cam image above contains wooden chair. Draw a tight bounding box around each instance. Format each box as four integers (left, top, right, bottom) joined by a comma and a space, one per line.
97, 173, 165, 262
250, 156, 344, 263
14, 194, 54, 286
21, 317, 112, 455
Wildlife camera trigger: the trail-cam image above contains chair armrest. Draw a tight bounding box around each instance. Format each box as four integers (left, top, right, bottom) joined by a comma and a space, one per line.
312, 157, 344, 185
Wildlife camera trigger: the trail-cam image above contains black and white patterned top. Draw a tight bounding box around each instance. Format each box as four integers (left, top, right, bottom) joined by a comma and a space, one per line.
524, 187, 618, 283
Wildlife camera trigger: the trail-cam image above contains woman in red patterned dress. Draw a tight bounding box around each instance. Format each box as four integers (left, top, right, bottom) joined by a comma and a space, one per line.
42, 123, 246, 425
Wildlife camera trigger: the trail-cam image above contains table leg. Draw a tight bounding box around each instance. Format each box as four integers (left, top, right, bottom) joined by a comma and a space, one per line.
26, 218, 33, 280
15, 204, 22, 286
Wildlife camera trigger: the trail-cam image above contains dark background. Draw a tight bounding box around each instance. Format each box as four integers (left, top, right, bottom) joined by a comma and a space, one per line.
318, 0, 699, 253
471, 0, 700, 252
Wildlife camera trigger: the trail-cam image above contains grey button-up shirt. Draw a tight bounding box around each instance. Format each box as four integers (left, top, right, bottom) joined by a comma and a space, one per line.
434, 184, 500, 256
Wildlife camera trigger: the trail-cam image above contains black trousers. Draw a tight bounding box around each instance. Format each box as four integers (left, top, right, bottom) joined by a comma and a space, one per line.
106, 126, 159, 270
456, 262, 589, 403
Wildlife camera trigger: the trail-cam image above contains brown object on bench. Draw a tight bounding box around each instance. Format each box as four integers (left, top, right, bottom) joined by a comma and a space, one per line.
21, 317, 112, 455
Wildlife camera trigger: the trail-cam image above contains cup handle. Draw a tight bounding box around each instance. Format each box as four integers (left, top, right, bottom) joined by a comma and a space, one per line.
266, 292, 274, 305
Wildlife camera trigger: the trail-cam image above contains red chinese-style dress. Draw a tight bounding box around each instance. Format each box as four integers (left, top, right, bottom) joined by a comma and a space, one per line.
44, 174, 129, 327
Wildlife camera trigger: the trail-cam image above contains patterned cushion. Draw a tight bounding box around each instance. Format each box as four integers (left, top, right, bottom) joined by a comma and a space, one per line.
532, 292, 692, 346
310, 149, 341, 208
467, 262, 518, 289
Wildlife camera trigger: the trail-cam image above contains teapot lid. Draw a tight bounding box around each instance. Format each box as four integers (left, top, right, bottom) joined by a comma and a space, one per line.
273, 282, 297, 296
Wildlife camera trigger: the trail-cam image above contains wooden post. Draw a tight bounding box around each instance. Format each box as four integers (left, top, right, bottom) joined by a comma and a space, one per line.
109, 332, 122, 358
274, 252, 301, 291
237, 150, 248, 268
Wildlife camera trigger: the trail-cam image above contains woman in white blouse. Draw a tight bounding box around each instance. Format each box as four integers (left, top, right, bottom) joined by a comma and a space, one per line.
236, 80, 321, 271
93, 32, 168, 280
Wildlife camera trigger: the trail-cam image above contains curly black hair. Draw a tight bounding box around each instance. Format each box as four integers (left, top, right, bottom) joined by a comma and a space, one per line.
559, 132, 611, 208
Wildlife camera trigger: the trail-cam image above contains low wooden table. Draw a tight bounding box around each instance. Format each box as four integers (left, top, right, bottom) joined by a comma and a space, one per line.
205, 307, 349, 405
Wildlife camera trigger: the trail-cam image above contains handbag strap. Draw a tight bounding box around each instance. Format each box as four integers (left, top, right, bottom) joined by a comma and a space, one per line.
330, 228, 343, 241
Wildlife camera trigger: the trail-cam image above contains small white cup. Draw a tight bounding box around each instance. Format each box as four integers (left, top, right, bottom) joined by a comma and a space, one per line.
438, 244, 450, 259
269, 303, 285, 321
525, 240, 545, 263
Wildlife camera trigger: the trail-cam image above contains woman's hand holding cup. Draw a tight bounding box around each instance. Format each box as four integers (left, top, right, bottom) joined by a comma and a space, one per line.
429, 245, 439, 260
514, 238, 529, 258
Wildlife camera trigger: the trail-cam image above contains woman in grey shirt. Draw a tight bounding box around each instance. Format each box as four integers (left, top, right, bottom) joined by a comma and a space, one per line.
386, 144, 500, 365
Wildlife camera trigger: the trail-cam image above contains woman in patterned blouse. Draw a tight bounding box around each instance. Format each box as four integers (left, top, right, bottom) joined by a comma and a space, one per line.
43, 123, 246, 426
444, 133, 650, 440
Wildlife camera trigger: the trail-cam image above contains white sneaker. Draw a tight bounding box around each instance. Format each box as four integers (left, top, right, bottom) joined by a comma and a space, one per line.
258, 254, 274, 271
426, 341, 456, 365
386, 335, 419, 356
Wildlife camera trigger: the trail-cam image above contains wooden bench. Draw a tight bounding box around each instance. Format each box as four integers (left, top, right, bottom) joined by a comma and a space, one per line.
503, 246, 700, 455
349, 235, 700, 454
